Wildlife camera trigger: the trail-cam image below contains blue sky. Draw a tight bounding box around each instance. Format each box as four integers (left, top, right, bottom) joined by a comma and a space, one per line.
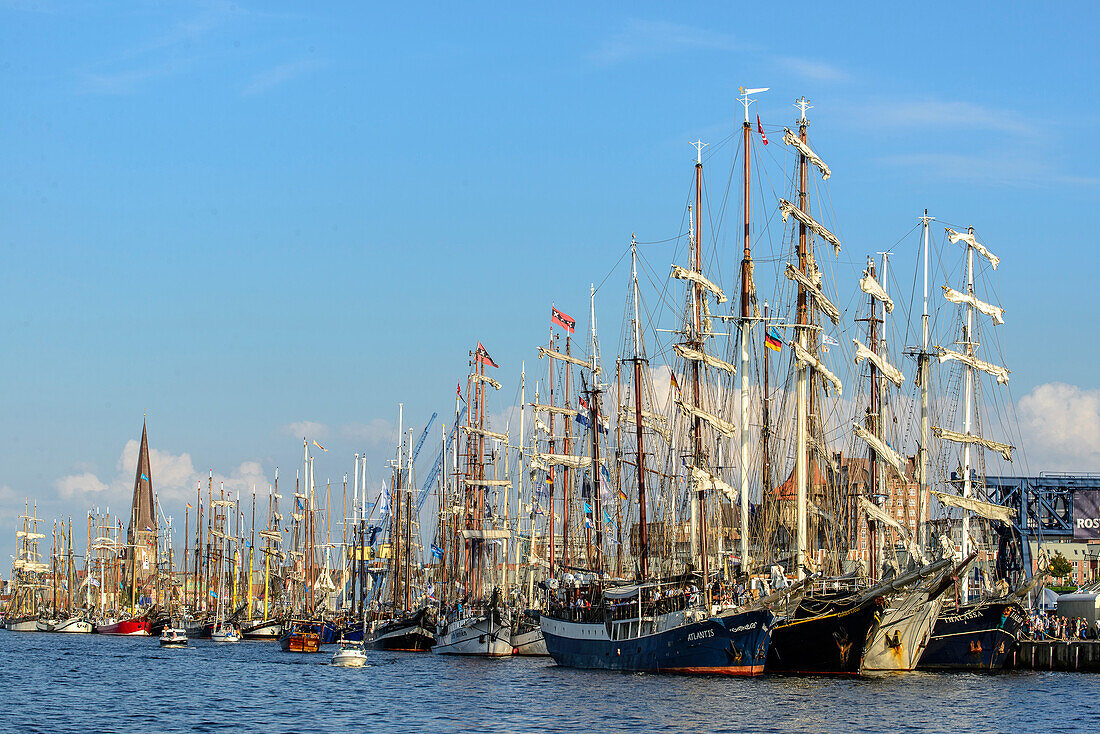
1, 1, 1098, 555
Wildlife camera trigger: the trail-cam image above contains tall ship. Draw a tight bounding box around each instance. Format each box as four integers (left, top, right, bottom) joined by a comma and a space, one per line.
542, 105, 774, 674
434, 343, 514, 656
914, 223, 1026, 670
5, 504, 48, 631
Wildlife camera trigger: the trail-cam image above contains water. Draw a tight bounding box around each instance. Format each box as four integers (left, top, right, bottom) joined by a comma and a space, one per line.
3, 631, 1099, 733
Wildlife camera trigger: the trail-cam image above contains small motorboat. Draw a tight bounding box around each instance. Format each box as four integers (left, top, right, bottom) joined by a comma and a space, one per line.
159, 627, 188, 647
280, 619, 321, 653
331, 638, 367, 667
211, 623, 241, 643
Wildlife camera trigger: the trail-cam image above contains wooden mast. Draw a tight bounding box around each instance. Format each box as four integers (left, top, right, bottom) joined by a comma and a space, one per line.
691, 139, 709, 605
794, 97, 811, 580
863, 257, 881, 581
629, 236, 650, 580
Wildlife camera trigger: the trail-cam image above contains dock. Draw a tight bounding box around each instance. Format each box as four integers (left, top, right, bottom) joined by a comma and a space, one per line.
1012, 640, 1100, 671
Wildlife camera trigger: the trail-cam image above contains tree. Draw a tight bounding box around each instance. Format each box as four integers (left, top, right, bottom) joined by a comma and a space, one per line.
1048, 552, 1073, 580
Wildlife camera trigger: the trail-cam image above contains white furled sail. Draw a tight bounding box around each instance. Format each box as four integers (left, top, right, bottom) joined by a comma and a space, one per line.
932, 426, 1015, 462
536, 453, 592, 469
947, 228, 999, 270
528, 402, 578, 418
462, 425, 508, 442
859, 271, 894, 313
618, 407, 672, 443
778, 198, 842, 255
931, 490, 1013, 524
852, 423, 907, 479
937, 348, 1010, 385
673, 343, 737, 375
853, 338, 905, 387
529, 456, 550, 474
670, 264, 728, 304
538, 346, 595, 372
791, 338, 843, 396
858, 497, 928, 566
463, 478, 512, 487
785, 263, 841, 325
676, 401, 737, 438
462, 528, 512, 540
943, 286, 1004, 325
782, 128, 831, 180
534, 416, 550, 435
472, 373, 502, 390
691, 466, 737, 503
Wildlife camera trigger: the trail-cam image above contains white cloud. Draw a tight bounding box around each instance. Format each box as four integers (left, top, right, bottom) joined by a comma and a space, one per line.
340, 419, 397, 448
1017, 382, 1100, 471
242, 58, 326, 97
55, 472, 110, 499
591, 19, 740, 65
284, 420, 329, 440
879, 151, 1099, 188
775, 56, 850, 83
859, 99, 1034, 135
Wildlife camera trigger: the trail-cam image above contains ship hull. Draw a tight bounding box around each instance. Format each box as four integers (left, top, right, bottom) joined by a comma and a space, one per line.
240, 619, 283, 640
917, 600, 1025, 671
370, 616, 435, 652
5, 616, 41, 632
53, 616, 93, 634
862, 589, 943, 672
510, 626, 548, 656
279, 631, 321, 653
543, 608, 773, 675
433, 614, 513, 656
96, 618, 151, 636
767, 594, 884, 675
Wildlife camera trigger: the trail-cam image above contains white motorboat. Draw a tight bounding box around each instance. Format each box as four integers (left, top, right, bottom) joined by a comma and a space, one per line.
160, 627, 188, 647
331, 638, 367, 667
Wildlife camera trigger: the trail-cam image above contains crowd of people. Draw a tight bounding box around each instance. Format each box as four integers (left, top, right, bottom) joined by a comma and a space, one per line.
1026, 610, 1100, 640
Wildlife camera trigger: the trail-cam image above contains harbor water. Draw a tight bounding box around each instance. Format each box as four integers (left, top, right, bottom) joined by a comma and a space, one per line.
4, 632, 1100, 733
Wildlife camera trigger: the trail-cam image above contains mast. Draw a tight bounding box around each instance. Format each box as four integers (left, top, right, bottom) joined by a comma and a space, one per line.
630, 236, 649, 580
864, 257, 881, 582
961, 226, 975, 604
588, 285, 603, 576
691, 138, 710, 605
918, 211, 934, 553
737, 86, 766, 576
515, 363, 525, 594
794, 97, 811, 580
548, 330, 556, 578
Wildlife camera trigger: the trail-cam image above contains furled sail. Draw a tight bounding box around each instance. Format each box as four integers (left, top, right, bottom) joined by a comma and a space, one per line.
617, 407, 672, 443
259, 529, 282, 542
791, 339, 843, 395
536, 453, 592, 469
462, 425, 508, 442
778, 199, 842, 255
472, 372, 502, 390
676, 400, 737, 438
670, 264, 728, 304
529, 456, 550, 474
943, 286, 1004, 325
852, 423, 907, 479
691, 466, 737, 503
859, 271, 894, 313
462, 529, 512, 540
538, 346, 594, 372
858, 497, 927, 565
463, 478, 512, 487
785, 263, 841, 324
931, 490, 1013, 524
937, 348, 1010, 384
782, 127, 832, 180
528, 402, 578, 418
853, 338, 905, 387
931, 426, 1015, 461
673, 343, 737, 375
947, 228, 999, 270
534, 416, 550, 435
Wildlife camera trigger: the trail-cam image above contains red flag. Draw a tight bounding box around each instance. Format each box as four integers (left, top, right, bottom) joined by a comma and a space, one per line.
757, 114, 768, 145
475, 341, 499, 368
457, 381, 463, 400
551, 307, 575, 334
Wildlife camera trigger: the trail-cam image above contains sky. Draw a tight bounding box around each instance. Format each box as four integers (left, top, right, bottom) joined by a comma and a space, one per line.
1, 1, 1098, 560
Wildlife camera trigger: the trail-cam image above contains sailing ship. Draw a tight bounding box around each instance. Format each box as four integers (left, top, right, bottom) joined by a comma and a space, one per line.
434, 344, 514, 656
915, 223, 1026, 670
4, 504, 48, 631
543, 116, 774, 675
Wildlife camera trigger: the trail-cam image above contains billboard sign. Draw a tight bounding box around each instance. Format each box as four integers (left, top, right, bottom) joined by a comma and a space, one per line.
1073, 489, 1100, 540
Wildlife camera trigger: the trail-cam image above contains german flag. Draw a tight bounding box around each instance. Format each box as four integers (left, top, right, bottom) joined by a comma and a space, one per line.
764, 327, 783, 353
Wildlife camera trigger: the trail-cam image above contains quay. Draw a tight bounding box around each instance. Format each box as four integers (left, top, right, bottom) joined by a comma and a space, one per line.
1012, 641, 1100, 672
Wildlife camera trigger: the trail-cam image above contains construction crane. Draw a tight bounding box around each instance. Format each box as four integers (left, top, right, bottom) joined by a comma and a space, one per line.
418, 406, 466, 513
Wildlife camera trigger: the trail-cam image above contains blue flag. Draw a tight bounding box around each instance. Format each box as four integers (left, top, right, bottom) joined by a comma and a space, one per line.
431, 544, 444, 559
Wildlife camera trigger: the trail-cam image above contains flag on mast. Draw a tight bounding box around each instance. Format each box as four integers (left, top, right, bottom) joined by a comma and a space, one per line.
669, 369, 680, 393
312, 440, 327, 452
551, 307, 575, 333
764, 327, 782, 352
757, 114, 768, 145
475, 342, 499, 368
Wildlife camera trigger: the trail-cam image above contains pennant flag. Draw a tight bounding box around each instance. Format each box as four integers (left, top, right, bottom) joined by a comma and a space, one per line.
584, 501, 593, 514
313, 440, 327, 452
670, 369, 680, 393
430, 544, 444, 559
579, 396, 590, 412
457, 381, 463, 401
551, 307, 575, 334
822, 334, 839, 346
757, 114, 768, 145
765, 327, 783, 353
475, 342, 499, 368
603, 510, 613, 526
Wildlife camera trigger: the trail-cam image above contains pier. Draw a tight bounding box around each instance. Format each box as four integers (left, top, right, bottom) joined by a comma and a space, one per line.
1013, 641, 1100, 672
